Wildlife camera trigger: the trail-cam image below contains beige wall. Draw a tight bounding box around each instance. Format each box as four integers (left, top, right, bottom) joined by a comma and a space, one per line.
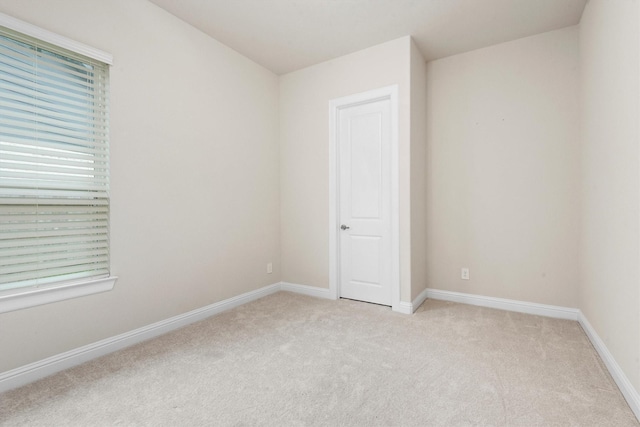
410, 40, 428, 301
279, 36, 414, 302
579, 0, 640, 392
424, 27, 581, 307
0, 0, 280, 372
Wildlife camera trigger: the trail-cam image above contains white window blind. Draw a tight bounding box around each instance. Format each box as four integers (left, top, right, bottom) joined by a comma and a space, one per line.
0, 26, 110, 292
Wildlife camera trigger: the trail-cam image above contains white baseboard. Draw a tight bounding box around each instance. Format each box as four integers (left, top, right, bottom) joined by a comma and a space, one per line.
393, 301, 413, 314
0, 282, 281, 394
280, 281, 334, 300
410, 287, 430, 313
578, 312, 640, 421
391, 288, 429, 315
424, 288, 579, 320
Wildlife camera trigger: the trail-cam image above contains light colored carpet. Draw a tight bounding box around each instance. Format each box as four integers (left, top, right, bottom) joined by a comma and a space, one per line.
0, 292, 637, 426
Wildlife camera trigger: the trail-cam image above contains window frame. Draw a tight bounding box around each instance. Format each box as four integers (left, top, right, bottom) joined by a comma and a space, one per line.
0, 12, 116, 314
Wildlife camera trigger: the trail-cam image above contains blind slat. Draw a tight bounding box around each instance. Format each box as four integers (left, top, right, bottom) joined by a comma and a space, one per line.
0, 217, 109, 232
0, 178, 108, 193
0, 161, 109, 177
0, 211, 108, 220
0, 83, 108, 121
0, 247, 109, 268
0, 109, 99, 140
0, 106, 99, 135
0, 141, 108, 161
0, 153, 107, 171
0, 225, 108, 240
0, 204, 108, 214
0, 255, 109, 277
0, 233, 108, 249
0, 266, 109, 286
0, 55, 103, 95
0, 121, 108, 149
0, 99, 107, 130
0, 240, 108, 258
0, 70, 108, 112
0, 258, 109, 279
0, 192, 108, 202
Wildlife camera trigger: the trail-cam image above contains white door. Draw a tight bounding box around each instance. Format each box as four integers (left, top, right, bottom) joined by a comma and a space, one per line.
338, 98, 392, 306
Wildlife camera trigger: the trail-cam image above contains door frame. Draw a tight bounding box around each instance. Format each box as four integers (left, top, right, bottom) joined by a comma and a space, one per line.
328, 85, 400, 311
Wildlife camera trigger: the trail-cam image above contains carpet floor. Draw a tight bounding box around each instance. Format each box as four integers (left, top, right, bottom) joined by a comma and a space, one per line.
0, 291, 637, 426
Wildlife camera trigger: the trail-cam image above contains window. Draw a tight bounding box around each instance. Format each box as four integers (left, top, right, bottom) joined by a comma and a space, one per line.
0, 14, 115, 313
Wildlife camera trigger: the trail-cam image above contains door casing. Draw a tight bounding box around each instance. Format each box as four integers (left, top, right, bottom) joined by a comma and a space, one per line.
329, 85, 400, 312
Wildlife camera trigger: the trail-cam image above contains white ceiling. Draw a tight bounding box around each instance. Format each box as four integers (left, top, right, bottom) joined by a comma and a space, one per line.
147, 0, 587, 75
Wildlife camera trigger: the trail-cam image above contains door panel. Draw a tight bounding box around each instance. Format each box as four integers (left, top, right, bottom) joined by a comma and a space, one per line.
349, 236, 381, 285
349, 113, 382, 219
339, 98, 391, 306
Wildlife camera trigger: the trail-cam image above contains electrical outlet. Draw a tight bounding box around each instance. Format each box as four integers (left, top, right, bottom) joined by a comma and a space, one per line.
461, 268, 469, 280
267, 262, 273, 274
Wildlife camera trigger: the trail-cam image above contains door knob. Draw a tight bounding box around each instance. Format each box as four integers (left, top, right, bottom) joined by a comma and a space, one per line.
341, 224, 350, 230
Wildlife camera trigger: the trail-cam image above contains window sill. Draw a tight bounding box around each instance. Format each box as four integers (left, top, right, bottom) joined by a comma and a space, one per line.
0, 276, 118, 314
